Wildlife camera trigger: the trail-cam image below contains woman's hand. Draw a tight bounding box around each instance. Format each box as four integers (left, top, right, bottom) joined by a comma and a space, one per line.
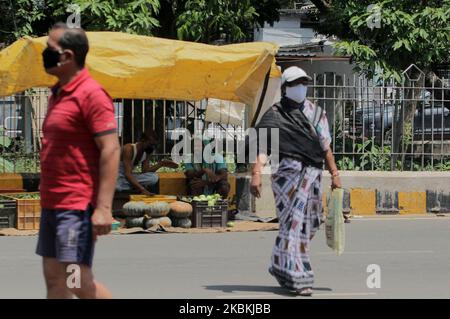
331, 174, 342, 189
250, 173, 262, 198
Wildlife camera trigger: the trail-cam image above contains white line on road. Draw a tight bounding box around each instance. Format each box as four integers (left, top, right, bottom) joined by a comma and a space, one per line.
315, 250, 434, 255
216, 292, 377, 298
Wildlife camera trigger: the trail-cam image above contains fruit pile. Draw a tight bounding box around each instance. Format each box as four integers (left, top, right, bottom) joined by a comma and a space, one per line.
5, 193, 40, 200
192, 194, 222, 206
121, 200, 194, 229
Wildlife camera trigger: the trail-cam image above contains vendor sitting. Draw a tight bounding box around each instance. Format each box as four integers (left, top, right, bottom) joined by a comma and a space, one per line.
116, 131, 178, 195
184, 138, 230, 199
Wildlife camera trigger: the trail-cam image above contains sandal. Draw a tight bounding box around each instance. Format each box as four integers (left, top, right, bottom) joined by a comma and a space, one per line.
295, 287, 313, 297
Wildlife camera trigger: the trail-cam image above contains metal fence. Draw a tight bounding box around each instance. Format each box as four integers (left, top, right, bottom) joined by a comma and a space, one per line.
0, 64, 449, 173
310, 65, 450, 171
0, 89, 245, 173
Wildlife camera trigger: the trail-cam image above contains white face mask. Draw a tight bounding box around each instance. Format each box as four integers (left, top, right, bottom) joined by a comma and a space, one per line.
285, 84, 307, 103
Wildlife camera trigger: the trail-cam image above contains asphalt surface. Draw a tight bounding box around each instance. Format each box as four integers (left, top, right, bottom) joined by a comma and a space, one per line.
1, 216, 450, 299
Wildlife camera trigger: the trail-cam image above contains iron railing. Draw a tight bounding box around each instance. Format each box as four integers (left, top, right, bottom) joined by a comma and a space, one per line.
309, 65, 450, 171
0, 65, 449, 173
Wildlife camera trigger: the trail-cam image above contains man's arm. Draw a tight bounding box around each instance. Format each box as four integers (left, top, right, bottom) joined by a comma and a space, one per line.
203, 168, 227, 184
142, 159, 163, 173
185, 169, 205, 179
92, 133, 121, 238
122, 145, 151, 194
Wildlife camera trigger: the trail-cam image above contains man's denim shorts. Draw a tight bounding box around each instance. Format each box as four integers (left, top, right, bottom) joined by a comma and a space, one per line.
36, 205, 95, 268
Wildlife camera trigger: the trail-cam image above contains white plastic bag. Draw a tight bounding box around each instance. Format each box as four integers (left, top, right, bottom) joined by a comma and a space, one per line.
325, 188, 345, 255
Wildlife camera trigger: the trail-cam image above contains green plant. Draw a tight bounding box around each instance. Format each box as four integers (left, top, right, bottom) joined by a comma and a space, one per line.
312, 0, 450, 81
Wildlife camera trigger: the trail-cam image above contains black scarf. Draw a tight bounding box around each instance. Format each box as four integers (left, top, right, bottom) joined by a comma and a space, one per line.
250, 97, 326, 168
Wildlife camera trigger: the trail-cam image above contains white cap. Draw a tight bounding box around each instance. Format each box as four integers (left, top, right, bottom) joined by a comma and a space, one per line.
281, 66, 312, 85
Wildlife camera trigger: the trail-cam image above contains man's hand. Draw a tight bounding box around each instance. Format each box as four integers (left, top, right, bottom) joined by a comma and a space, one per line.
159, 159, 179, 169
203, 168, 218, 182
250, 173, 262, 198
191, 178, 208, 188
141, 188, 154, 196
91, 207, 114, 241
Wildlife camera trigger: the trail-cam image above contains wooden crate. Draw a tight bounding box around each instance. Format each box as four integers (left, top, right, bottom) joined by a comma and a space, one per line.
2, 193, 41, 230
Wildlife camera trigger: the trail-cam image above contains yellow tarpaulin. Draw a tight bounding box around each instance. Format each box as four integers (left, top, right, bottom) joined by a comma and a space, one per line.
0, 32, 280, 105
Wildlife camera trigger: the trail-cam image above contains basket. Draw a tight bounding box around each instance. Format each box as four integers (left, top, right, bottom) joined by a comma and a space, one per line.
1, 192, 41, 230
190, 200, 228, 228
0, 195, 17, 229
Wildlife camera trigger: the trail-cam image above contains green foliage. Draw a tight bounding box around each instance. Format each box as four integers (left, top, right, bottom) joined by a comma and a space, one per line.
337, 139, 450, 172
72, 0, 161, 35
0, 0, 161, 44
0, 136, 40, 173
314, 0, 450, 80
176, 0, 258, 43
0, 0, 285, 45
337, 139, 396, 171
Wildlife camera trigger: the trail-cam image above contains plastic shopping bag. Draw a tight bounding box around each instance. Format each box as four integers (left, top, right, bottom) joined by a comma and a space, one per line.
325, 188, 345, 255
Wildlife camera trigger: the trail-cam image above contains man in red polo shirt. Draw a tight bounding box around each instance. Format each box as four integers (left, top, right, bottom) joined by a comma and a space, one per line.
36, 23, 120, 299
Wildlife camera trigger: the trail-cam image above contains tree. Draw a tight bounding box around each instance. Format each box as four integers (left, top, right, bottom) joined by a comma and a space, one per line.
307, 0, 450, 80
0, 0, 286, 146
176, 0, 258, 43
0, 0, 161, 45
307, 0, 450, 168
0, 0, 286, 45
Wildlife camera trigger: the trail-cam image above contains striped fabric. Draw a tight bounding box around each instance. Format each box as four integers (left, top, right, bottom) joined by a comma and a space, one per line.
269, 157, 323, 290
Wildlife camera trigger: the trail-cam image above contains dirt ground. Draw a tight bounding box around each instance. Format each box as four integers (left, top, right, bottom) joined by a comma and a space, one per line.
0, 220, 279, 237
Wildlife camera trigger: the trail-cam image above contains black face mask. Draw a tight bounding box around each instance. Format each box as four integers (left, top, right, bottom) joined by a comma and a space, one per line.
42, 47, 62, 69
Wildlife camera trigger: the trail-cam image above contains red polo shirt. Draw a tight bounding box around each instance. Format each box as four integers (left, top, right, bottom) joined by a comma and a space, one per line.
40, 68, 117, 210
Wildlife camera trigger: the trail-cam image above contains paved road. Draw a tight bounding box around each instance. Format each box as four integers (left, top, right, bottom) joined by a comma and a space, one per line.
1, 216, 450, 299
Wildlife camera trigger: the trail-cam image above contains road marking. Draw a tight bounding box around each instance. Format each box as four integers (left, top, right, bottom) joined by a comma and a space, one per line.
316, 250, 434, 255
216, 292, 377, 298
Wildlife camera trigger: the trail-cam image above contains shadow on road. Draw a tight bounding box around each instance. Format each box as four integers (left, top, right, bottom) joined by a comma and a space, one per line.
204, 285, 332, 297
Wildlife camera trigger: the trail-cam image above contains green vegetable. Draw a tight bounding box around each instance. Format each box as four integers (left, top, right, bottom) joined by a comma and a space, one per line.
191, 193, 223, 206
6, 193, 40, 200
226, 221, 235, 228
172, 217, 192, 228
125, 217, 145, 228
147, 202, 170, 218
145, 217, 172, 228
122, 201, 149, 217
169, 201, 193, 218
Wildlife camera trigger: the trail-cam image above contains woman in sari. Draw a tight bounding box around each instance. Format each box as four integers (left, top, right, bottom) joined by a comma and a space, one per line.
250, 66, 342, 296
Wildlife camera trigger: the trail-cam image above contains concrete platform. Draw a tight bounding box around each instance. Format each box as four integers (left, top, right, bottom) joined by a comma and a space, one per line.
235, 171, 450, 217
